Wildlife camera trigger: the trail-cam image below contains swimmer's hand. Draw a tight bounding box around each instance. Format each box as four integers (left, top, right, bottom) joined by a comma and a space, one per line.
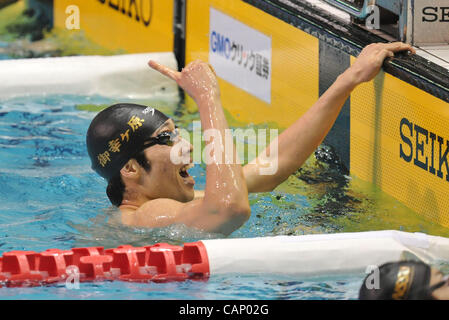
148, 59, 220, 102
346, 42, 416, 86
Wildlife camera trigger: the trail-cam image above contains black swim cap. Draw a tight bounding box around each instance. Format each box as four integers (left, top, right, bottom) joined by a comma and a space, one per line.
86, 103, 169, 180
359, 261, 434, 300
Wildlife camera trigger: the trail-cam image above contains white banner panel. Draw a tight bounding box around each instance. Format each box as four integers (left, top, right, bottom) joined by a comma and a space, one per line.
202, 231, 449, 277
413, 0, 449, 45
209, 7, 272, 104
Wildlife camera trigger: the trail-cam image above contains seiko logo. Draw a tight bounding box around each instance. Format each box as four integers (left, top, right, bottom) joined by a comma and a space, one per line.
400, 117, 449, 181
97, 0, 153, 27
422, 6, 449, 22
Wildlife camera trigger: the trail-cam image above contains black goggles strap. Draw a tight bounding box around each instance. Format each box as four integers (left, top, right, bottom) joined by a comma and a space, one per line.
143, 129, 179, 148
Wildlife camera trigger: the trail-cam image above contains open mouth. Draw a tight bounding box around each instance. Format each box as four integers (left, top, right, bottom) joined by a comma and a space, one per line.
179, 163, 194, 178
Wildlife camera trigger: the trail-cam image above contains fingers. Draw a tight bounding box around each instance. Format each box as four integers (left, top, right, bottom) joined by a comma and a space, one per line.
387, 42, 416, 54
377, 48, 395, 62
383, 42, 416, 54
367, 42, 415, 55
362, 42, 415, 64
148, 60, 180, 81
207, 63, 217, 77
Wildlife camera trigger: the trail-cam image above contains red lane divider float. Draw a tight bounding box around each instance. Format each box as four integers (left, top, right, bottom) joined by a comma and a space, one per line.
0, 242, 210, 287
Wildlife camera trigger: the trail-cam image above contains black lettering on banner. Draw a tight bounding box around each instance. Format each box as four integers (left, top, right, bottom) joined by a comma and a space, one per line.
98, 0, 152, 27
400, 118, 413, 163
422, 7, 438, 22
108, 0, 120, 10
414, 124, 428, 171
429, 132, 437, 175
127, 0, 139, 21
437, 137, 449, 182
441, 7, 449, 22
140, 0, 152, 27
399, 118, 449, 183
120, 0, 127, 14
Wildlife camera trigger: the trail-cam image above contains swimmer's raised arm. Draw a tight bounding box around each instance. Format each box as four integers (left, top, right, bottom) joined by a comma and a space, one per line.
136, 60, 250, 235
243, 42, 415, 193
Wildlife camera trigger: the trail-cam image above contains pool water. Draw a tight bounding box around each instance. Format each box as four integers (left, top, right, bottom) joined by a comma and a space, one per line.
0, 41, 9, 60
0, 94, 449, 299
0, 272, 363, 300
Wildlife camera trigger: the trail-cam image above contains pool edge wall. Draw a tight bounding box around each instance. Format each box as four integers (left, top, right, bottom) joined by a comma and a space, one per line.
49, 0, 449, 230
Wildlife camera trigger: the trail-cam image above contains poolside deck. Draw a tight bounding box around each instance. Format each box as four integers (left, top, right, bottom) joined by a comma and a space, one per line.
301, 0, 449, 71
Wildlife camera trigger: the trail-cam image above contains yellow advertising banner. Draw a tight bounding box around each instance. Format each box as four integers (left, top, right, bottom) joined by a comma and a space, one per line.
53, 0, 173, 53
351, 59, 449, 227
185, 0, 319, 129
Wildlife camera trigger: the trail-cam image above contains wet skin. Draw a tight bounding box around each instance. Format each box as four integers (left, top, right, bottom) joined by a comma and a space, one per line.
117, 42, 416, 235
430, 268, 449, 299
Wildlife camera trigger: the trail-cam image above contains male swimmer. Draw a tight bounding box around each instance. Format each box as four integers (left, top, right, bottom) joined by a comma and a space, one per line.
359, 261, 449, 300
86, 42, 415, 235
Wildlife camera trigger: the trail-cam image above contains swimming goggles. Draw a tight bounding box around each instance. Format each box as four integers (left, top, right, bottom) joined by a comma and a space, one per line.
415, 274, 449, 299
428, 274, 449, 293
142, 127, 180, 148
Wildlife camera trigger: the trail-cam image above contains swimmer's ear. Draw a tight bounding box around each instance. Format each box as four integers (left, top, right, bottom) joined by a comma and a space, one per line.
120, 159, 140, 179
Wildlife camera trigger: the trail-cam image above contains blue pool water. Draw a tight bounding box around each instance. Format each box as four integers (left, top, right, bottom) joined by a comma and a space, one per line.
0, 42, 9, 60
0, 273, 363, 300
0, 94, 448, 299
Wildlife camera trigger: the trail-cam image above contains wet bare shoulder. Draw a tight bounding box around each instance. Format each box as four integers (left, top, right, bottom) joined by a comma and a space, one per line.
132, 198, 183, 228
